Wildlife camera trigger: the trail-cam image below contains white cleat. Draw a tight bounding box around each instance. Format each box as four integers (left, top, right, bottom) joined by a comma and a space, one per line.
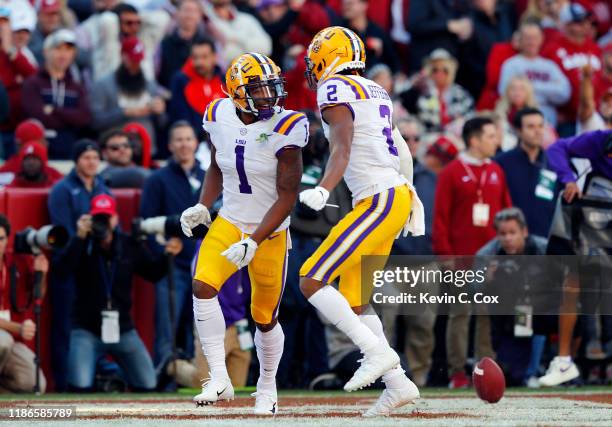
363, 378, 420, 417
344, 347, 400, 392
538, 356, 580, 386
252, 391, 278, 416
193, 375, 234, 406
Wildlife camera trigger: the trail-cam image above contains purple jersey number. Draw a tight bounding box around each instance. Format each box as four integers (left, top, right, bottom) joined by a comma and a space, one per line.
234, 145, 252, 194
379, 104, 398, 156
327, 84, 338, 102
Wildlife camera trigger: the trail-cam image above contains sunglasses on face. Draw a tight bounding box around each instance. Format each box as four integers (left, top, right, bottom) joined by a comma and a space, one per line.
107, 143, 131, 151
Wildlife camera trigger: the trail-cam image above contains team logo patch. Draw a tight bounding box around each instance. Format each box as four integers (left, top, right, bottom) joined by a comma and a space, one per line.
257, 133, 271, 143
240, 128, 247, 136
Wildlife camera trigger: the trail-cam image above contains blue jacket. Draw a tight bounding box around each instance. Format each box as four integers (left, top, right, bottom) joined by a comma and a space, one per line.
48, 169, 111, 241
140, 158, 204, 270
392, 162, 436, 255
495, 146, 559, 238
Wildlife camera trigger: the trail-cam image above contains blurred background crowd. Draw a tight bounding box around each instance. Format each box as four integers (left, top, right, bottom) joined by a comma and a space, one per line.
0, 0, 610, 394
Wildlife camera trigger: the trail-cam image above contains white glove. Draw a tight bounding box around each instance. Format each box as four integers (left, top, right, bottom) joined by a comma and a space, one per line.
221, 237, 258, 269
180, 203, 211, 237
299, 186, 330, 211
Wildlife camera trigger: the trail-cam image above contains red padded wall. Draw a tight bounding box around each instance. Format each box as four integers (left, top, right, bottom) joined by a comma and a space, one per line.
0, 188, 156, 388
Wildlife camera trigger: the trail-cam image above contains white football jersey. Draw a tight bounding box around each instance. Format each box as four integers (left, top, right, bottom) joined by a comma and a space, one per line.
202, 98, 308, 233
317, 74, 406, 201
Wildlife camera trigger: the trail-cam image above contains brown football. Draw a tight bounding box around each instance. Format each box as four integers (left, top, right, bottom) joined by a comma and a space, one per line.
472, 357, 506, 403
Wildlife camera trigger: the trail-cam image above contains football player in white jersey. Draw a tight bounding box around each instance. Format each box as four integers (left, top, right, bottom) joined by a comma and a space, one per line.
180, 53, 307, 415
298, 27, 425, 416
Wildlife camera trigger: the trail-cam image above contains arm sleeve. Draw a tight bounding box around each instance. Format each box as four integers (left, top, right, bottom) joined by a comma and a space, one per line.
499, 168, 513, 208
393, 126, 414, 184
90, 80, 126, 131
168, 74, 190, 125
139, 174, 164, 219
546, 138, 577, 184
133, 240, 169, 283
273, 114, 309, 156
431, 167, 454, 255
201, 98, 223, 144
48, 185, 75, 235
52, 236, 87, 276
408, 0, 452, 36
9, 50, 38, 77
497, 60, 513, 95
317, 78, 359, 113
540, 61, 571, 105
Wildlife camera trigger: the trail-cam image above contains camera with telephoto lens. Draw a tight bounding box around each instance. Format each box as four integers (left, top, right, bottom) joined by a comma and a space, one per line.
14, 225, 69, 254
132, 215, 208, 239
91, 214, 112, 241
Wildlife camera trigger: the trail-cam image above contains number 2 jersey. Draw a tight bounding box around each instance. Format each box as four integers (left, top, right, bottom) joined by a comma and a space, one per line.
317, 74, 407, 202
202, 98, 308, 233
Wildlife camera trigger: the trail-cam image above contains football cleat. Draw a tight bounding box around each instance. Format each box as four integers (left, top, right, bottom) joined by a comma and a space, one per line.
252, 391, 278, 416
363, 377, 420, 417
344, 347, 400, 392
193, 374, 234, 406
538, 356, 580, 386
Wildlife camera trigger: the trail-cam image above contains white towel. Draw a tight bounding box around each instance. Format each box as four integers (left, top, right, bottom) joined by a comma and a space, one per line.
400, 182, 425, 237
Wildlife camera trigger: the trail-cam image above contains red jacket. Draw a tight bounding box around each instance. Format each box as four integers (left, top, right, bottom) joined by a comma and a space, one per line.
542, 35, 602, 121
0, 252, 37, 348
283, 53, 317, 112
0, 50, 37, 131
432, 155, 513, 256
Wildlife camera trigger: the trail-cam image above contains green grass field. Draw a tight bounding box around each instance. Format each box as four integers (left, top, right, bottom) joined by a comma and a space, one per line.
0, 386, 611, 426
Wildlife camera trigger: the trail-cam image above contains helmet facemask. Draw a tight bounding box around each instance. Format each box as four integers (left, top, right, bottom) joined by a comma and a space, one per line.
304, 57, 319, 91
236, 76, 287, 120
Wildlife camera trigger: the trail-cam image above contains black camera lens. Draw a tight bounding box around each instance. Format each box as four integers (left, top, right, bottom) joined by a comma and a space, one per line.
92, 215, 111, 241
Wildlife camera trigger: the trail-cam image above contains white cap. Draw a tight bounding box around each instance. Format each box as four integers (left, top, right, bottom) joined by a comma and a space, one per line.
43, 28, 77, 50
10, 5, 36, 32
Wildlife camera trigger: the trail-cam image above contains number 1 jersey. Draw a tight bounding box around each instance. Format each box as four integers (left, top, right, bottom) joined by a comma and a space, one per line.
317, 74, 407, 202
202, 98, 309, 233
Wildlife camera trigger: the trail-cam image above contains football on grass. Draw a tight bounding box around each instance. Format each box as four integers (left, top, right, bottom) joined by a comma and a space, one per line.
473, 357, 506, 403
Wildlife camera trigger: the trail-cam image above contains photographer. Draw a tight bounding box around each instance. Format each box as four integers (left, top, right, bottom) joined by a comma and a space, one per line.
0, 215, 48, 393
55, 195, 182, 391
477, 207, 548, 386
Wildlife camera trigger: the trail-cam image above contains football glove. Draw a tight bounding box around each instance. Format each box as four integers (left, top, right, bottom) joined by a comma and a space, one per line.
221, 237, 258, 269
299, 186, 329, 211
180, 203, 211, 237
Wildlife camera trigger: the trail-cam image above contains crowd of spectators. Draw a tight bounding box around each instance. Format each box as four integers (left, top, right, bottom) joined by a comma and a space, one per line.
0, 0, 610, 392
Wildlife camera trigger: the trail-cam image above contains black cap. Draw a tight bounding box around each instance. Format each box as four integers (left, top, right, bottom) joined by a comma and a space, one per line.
72, 139, 101, 162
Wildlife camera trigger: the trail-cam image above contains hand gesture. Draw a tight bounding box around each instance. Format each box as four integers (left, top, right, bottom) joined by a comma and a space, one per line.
20, 319, 36, 341
164, 237, 183, 256
34, 254, 49, 274
77, 214, 92, 239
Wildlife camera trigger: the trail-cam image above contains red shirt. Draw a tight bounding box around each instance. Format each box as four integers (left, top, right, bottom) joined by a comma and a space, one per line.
542, 35, 602, 121
594, 72, 612, 106
0, 253, 36, 347
432, 156, 513, 256
477, 42, 518, 111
